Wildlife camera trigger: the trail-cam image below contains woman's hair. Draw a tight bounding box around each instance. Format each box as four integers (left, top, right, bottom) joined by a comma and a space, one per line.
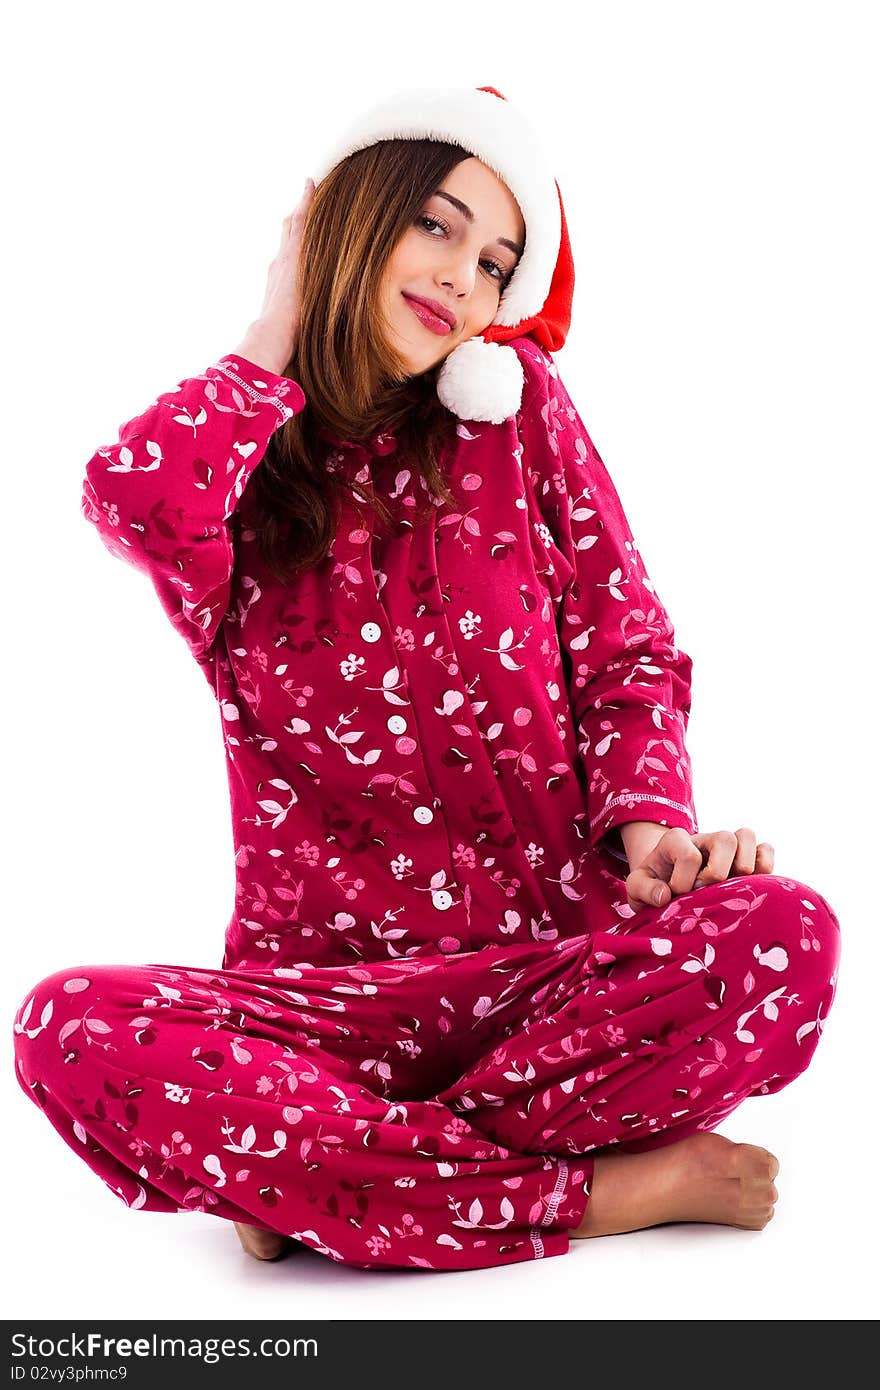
248, 138, 485, 585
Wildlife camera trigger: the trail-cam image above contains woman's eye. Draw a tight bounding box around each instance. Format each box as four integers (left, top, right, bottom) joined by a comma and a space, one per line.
417, 213, 509, 284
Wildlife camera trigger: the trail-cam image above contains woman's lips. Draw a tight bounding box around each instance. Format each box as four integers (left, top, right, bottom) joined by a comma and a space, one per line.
402, 292, 452, 336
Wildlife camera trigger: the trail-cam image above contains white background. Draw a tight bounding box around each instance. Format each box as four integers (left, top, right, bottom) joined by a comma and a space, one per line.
3, 0, 877, 1320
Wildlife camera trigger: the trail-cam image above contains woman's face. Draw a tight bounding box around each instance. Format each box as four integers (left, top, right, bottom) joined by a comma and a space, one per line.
379, 156, 525, 377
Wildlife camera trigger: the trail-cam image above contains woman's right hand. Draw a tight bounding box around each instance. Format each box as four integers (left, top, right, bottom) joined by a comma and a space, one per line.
236, 178, 315, 375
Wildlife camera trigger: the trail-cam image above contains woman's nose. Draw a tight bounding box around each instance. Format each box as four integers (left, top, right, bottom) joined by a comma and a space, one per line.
438, 253, 477, 296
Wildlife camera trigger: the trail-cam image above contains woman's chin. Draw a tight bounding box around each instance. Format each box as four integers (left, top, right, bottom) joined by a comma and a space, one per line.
387, 322, 461, 379
396, 347, 440, 379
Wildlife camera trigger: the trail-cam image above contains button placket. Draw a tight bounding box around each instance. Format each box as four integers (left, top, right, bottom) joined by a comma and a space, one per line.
376, 514, 471, 941
332, 446, 469, 945
421, 467, 559, 937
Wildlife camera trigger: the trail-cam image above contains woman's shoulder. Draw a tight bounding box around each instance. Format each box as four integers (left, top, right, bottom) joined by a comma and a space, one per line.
503, 335, 559, 420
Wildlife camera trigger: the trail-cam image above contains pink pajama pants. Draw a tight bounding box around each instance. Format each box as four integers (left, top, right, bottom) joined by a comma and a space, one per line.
12, 873, 840, 1271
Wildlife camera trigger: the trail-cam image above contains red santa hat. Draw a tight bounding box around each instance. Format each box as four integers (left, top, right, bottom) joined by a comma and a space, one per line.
309, 84, 574, 425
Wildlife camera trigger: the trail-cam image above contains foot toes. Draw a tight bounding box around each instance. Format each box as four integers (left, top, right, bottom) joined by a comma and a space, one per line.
736, 1143, 779, 1181
725, 1142, 779, 1230
736, 1204, 775, 1230
234, 1222, 292, 1260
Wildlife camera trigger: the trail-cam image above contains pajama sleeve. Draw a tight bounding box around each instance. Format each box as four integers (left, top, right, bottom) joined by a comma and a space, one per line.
81, 354, 305, 679
514, 342, 698, 866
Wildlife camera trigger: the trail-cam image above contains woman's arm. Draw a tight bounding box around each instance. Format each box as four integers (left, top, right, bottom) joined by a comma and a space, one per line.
514, 341, 698, 863
81, 343, 305, 683
82, 190, 313, 688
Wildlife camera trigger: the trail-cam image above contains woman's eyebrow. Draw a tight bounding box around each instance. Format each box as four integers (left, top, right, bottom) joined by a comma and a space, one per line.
434, 189, 523, 256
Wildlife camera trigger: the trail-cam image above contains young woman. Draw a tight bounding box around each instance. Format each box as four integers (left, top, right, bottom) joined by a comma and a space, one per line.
12, 86, 840, 1272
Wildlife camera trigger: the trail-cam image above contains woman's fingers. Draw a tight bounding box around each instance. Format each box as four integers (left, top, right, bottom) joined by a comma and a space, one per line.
280, 181, 314, 237
624, 829, 696, 910
252, 181, 316, 362
622, 827, 774, 913
625, 866, 673, 910
755, 841, 775, 873
627, 829, 776, 911
693, 829, 740, 886
290, 179, 315, 218
728, 826, 759, 876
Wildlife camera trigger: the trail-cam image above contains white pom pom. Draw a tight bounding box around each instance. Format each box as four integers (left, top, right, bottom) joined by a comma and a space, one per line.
436, 338, 526, 424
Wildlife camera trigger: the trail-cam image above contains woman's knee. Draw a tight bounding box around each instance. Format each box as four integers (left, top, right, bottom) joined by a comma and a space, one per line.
678, 873, 840, 1018
743, 874, 840, 981
12, 964, 134, 1084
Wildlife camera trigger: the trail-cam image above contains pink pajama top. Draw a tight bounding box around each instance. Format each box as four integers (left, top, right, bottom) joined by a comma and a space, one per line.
81, 335, 698, 973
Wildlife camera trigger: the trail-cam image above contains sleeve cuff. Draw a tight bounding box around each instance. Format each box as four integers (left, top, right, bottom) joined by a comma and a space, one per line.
589, 793, 698, 853
209, 354, 306, 424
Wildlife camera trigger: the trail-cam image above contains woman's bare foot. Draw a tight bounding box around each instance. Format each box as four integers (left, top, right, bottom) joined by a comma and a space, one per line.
234, 1220, 295, 1260
572, 1132, 779, 1238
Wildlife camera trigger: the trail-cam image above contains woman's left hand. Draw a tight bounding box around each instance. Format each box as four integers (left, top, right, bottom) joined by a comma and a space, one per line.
625, 827, 775, 915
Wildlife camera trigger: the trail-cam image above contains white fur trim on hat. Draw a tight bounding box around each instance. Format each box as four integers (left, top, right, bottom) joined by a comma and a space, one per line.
309, 87, 560, 334
309, 87, 558, 423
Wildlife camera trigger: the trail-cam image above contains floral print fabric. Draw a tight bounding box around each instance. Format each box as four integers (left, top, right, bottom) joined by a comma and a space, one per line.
78, 336, 700, 970
12, 338, 841, 1269
13, 879, 840, 1269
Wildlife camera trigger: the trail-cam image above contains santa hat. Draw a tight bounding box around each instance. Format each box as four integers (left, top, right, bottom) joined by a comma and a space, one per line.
309, 85, 574, 425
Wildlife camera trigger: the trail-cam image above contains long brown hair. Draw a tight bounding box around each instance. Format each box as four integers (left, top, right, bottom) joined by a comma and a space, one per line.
248, 139, 483, 585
